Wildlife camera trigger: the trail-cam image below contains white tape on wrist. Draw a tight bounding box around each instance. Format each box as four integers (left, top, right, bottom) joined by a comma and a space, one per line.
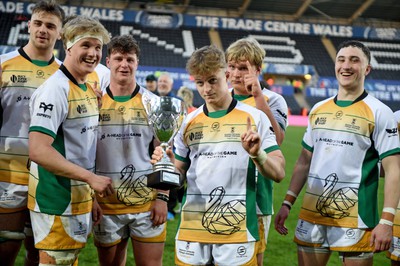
249, 150, 268, 165
382, 207, 396, 215
379, 219, 393, 226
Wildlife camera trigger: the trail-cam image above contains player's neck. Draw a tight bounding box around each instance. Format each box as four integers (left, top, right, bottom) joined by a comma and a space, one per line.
337, 86, 364, 101
23, 43, 54, 62
109, 80, 136, 96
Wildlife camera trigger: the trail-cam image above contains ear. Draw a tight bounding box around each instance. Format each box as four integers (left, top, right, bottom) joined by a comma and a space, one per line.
225, 70, 230, 80
365, 64, 372, 76
27, 20, 31, 33
106, 57, 110, 68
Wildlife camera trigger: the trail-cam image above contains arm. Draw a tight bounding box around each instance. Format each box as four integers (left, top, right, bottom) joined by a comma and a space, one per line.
241, 117, 285, 183
370, 154, 400, 251
29, 131, 114, 197
244, 60, 285, 145
274, 148, 312, 235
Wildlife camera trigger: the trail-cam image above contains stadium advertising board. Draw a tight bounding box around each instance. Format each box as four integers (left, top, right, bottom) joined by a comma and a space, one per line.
1, 1, 399, 41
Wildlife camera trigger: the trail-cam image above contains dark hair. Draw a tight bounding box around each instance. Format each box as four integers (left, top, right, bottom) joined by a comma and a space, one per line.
337, 40, 371, 64
107, 35, 140, 57
32, 0, 65, 24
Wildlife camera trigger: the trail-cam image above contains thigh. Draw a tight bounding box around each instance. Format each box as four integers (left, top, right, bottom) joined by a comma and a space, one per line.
132, 240, 164, 266
213, 242, 257, 266
30, 211, 91, 250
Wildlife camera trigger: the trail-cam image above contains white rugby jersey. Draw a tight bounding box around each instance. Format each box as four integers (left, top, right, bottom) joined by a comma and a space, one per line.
95, 85, 158, 214
299, 92, 400, 229
231, 87, 288, 216
87, 63, 110, 93
28, 65, 99, 215
0, 48, 61, 188
174, 99, 279, 244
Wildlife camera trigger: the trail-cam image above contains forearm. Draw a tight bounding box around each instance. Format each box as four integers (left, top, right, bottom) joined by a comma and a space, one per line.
252, 150, 285, 183
381, 155, 400, 223
253, 94, 284, 145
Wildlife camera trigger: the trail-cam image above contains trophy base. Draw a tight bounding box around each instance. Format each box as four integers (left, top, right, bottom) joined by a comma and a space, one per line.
146, 170, 182, 190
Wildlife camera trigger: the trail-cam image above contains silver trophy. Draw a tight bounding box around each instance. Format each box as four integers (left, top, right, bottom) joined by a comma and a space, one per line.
144, 96, 186, 190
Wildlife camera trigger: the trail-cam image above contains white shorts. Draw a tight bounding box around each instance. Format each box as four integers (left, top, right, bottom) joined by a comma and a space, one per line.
294, 219, 373, 252
93, 212, 166, 247
175, 240, 257, 266
388, 236, 400, 261
0, 182, 28, 211
30, 211, 91, 250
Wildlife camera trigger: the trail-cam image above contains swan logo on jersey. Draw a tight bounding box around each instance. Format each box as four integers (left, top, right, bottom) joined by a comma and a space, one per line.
39, 102, 53, 113
77, 104, 88, 114
10, 74, 27, 83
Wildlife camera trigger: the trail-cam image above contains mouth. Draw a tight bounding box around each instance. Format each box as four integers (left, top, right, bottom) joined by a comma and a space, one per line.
82, 58, 97, 65
340, 72, 353, 77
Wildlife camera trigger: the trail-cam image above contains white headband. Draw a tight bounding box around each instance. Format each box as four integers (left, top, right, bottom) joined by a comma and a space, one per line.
66, 33, 103, 50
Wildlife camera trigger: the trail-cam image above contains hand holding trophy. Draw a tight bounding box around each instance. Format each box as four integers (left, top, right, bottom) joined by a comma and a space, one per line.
144, 96, 187, 190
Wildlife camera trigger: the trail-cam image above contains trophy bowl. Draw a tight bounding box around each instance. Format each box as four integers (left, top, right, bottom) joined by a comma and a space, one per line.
144, 96, 187, 190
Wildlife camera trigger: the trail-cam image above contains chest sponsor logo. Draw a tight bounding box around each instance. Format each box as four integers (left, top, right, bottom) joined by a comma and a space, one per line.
224, 127, 240, 139
99, 113, 111, 122
211, 122, 220, 132
335, 110, 343, 120
315, 117, 327, 125
80, 124, 98, 134
344, 118, 361, 131
10, 74, 27, 83
16, 95, 30, 103
189, 131, 203, 141
77, 104, 88, 114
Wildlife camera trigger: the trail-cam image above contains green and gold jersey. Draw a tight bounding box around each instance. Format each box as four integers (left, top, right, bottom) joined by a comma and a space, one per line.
96, 85, 158, 214
174, 99, 279, 244
0, 48, 61, 186
232, 87, 288, 216
28, 65, 99, 215
299, 92, 400, 229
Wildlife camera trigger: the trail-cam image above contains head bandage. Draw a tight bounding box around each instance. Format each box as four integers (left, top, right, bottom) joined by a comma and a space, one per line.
66, 33, 103, 49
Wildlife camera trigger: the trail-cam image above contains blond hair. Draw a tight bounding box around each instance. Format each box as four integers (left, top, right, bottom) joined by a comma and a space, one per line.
61, 16, 110, 49
177, 86, 194, 107
186, 45, 226, 77
225, 37, 265, 69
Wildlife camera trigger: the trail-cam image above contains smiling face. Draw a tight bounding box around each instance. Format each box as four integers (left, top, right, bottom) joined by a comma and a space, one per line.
107, 50, 138, 86
28, 11, 62, 52
64, 37, 103, 83
335, 46, 371, 93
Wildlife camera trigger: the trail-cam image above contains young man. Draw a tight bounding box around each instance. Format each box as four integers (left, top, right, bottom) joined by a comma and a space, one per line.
0, 1, 64, 265
225, 37, 289, 265
93, 34, 168, 266
275, 40, 400, 266
388, 110, 400, 266
152, 45, 285, 265
28, 16, 114, 265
